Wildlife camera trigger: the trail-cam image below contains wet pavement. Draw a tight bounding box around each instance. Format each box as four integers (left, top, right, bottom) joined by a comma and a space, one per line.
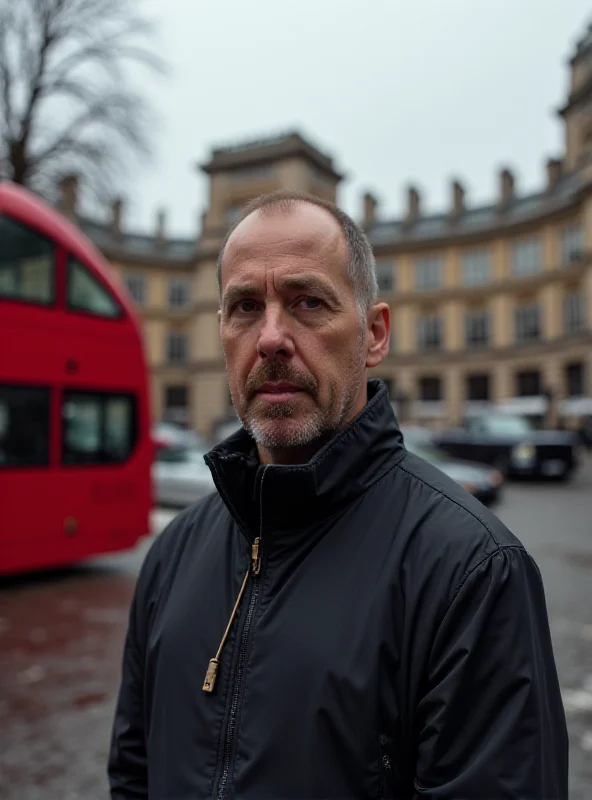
1, 466, 591, 798
0, 516, 167, 800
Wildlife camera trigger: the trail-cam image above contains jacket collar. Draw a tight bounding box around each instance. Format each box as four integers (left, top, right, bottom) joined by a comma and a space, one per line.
204, 379, 406, 536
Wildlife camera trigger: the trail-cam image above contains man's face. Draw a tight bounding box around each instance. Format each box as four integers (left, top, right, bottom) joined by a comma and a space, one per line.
219, 203, 388, 460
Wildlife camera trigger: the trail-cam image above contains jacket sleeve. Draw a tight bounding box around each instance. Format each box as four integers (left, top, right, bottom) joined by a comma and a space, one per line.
107, 538, 162, 799
413, 545, 568, 799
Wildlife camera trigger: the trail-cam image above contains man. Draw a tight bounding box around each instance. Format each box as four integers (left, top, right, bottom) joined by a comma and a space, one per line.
108, 192, 568, 798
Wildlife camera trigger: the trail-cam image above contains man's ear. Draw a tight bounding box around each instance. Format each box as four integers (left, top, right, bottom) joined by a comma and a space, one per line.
366, 303, 390, 369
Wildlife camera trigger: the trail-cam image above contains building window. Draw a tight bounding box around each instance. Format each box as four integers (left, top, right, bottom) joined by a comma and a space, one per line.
0, 384, 51, 468
515, 304, 541, 344
419, 376, 442, 401
62, 391, 136, 465
466, 374, 490, 401
0, 215, 54, 305
415, 255, 443, 291
125, 275, 147, 305
417, 313, 443, 350
164, 385, 189, 424
168, 278, 191, 308
516, 370, 541, 397
465, 310, 490, 348
564, 291, 586, 334
68, 258, 122, 318
375, 259, 395, 293
561, 225, 584, 264
511, 237, 541, 277
565, 362, 585, 397
461, 248, 491, 286
167, 333, 188, 364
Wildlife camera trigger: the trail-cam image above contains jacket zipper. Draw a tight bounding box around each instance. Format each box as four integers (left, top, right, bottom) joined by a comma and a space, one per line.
379, 735, 394, 799
206, 466, 268, 800
381, 752, 393, 792
202, 536, 261, 693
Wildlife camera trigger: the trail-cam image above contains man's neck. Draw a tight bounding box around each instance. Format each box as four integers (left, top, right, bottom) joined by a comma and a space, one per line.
257, 441, 326, 466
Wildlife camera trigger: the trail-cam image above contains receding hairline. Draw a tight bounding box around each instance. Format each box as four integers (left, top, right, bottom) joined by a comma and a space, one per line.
216, 189, 379, 313
218, 193, 348, 277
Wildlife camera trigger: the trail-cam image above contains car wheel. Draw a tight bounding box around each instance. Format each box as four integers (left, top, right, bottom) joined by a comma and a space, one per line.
494, 455, 510, 478
554, 467, 573, 483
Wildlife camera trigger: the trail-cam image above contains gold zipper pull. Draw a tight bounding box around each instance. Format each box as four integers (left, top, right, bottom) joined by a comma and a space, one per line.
203, 658, 219, 693
251, 537, 262, 575
203, 542, 262, 695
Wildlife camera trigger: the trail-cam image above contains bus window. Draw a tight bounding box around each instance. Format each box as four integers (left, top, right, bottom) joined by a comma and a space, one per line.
105, 396, 134, 459
67, 257, 122, 318
0, 385, 51, 467
0, 215, 54, 305
62, 391, 136, 465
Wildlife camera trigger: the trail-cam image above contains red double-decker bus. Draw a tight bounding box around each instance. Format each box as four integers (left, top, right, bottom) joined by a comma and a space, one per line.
0, 182, 152, 575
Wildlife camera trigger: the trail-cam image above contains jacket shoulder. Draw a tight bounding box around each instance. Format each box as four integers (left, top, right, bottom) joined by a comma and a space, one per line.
393, 450, 521, 549
377, 452, 527, 612
375, 451, 529, 621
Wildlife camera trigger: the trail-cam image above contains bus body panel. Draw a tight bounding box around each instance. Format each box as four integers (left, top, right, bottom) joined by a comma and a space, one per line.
0, 182, 152, 575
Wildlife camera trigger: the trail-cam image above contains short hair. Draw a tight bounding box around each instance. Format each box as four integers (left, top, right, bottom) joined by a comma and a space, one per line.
216, 190, 378, 313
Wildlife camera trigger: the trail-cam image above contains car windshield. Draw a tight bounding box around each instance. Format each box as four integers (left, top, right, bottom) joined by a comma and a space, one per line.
156, 446, 206, 465
480, 415, 534, 436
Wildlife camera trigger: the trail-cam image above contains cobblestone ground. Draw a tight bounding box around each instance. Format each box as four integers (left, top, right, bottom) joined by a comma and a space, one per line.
0, 466, 590, 799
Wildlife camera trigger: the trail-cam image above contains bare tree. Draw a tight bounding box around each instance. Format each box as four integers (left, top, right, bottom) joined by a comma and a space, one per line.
0, 0, 165, 204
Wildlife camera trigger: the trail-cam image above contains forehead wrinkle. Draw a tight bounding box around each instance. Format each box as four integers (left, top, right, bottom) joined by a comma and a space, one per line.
225, 248, 340, 286
221, 205, 349, 293
225, 207, 344, 259
227, 232, 340, 267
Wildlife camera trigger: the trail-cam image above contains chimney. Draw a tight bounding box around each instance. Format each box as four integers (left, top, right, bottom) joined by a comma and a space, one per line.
449, 179, 465, 219
498, 168, 515, 210
546, 158, 562, 191
362, 192, 378, 229
405, 185, 421, 225
58, 174, 79, 219
155, 208, 166, 247
111, 197, 124, 239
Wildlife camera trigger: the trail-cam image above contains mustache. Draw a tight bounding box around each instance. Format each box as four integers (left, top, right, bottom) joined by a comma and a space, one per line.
244, 361, 318, 401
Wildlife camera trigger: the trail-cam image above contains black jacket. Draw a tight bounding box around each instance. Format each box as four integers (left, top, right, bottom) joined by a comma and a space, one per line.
108, 380, 568, 799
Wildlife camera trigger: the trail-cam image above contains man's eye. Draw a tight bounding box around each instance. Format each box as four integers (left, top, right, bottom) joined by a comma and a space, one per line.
236, 300, 259, 314
297, 297, 324, 310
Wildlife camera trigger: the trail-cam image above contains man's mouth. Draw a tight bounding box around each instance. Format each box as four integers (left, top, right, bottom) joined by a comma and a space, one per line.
255, 382, 304, 400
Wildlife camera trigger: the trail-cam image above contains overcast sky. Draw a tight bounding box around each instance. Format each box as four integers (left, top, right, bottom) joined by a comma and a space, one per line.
120, 0, 591, 238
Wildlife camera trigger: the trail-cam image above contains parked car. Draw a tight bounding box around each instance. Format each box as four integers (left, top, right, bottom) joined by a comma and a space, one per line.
402, 428, 503, 505
431, 413, 579, 480
152, 422, 206, 452
578, 415, 592, 449
152, 445, 215, 507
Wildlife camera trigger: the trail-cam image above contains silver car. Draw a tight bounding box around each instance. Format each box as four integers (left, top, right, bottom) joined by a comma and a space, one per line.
152, 446, 215, 507
152, 422, 206, 450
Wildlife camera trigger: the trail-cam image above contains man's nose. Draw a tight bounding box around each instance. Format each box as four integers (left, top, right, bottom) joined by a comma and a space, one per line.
257, 308, 295, 360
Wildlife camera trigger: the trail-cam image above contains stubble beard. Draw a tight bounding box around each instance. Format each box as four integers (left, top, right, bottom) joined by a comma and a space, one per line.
238, 332, 367, 453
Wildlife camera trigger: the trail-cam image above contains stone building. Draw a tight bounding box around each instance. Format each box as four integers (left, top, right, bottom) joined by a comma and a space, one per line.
58, 25, 592, 435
